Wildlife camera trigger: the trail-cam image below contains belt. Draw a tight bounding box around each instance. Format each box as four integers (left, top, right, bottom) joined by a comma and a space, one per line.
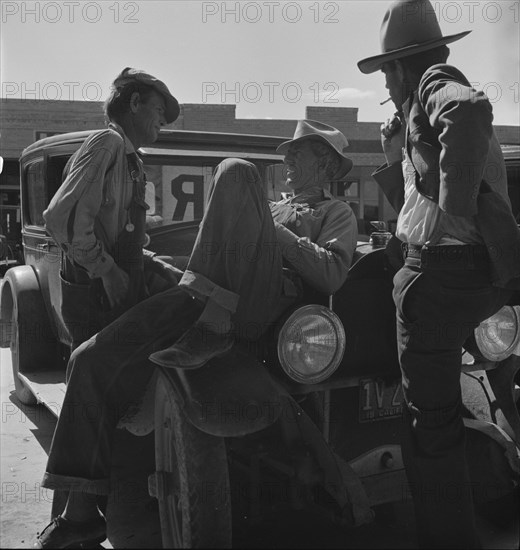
402, 243, 489, 270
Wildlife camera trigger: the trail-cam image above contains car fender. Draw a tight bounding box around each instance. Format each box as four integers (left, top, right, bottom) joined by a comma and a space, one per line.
156, 353, 374, 525
463, 417, 520, 478
0, 265, 43, 348
157, 343, 285, 437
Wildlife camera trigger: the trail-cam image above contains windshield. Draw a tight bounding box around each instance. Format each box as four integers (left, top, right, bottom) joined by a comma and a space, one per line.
143, 159, 286, 229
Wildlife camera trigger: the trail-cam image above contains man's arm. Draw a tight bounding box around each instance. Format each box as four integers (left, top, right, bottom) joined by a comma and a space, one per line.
44, 130, 121, 278
275, 201, 358, 294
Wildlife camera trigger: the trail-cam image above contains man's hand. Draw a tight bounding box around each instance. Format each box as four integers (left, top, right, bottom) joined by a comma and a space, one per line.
101, 264, 130, 308
381, 112, 405, 165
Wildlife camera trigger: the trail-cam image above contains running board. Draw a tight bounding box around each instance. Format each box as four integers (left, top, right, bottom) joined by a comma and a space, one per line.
18, 371, 66, 417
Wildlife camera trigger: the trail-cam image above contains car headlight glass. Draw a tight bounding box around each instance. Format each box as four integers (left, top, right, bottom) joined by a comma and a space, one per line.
277, 305, 345, 384
474, 305, 520, 361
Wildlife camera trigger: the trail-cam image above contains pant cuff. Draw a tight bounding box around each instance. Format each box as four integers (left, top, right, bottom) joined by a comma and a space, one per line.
42, 472, 110, 496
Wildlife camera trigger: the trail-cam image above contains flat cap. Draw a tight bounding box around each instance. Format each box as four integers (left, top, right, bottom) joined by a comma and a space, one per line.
112, 67, 180, 123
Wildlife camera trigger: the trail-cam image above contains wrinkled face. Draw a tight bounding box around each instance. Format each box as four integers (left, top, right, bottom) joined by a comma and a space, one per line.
382, 62, 405, 109
283, 140, 323, 192
132, 90, 167, 145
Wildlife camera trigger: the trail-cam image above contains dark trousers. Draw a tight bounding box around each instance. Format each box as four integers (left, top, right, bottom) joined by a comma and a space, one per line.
42, 158, 297, 495
393, 258, 511, 549
43, 286, 204, 494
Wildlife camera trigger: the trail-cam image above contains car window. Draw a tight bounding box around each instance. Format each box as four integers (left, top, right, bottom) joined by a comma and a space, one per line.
24, 160, 46, 227
143, 160, 286, 229
506, 161, 519, 222
143, 163, 216, 228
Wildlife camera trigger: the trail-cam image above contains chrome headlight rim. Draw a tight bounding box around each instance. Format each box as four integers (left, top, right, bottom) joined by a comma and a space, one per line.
473, 305, 520, 362
277, 304, 346, 385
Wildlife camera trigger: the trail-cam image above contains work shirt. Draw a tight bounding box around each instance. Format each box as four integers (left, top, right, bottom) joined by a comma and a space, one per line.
270, 187, 358, 294
43, 123, 146, 278
396, 147, 482, 246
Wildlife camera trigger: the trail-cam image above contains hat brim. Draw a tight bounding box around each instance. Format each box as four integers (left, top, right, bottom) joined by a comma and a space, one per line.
357, 30, 471, 74
113, 74, 180, 123
276, 135, 353, 180
163, 97, 180, 124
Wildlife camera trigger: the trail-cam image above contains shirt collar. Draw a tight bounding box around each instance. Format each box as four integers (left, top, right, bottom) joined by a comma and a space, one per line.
108, 122, 138, 155
288, 186, 332, 203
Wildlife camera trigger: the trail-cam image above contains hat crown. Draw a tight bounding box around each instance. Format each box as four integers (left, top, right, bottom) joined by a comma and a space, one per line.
276, 119, 353, 179
110, 67, 179, 123
381, 0, 443, 53
293, 120, 350, 152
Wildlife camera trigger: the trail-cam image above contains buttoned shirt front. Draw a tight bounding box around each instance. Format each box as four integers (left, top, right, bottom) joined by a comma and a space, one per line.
270, 186, 358, 294
44, 123, 146, 278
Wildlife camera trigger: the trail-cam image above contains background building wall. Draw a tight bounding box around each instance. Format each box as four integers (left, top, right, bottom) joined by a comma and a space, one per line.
1, 99, 519, 248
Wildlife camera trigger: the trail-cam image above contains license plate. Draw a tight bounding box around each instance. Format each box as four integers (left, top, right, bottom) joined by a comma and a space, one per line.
359, 378, 403, 422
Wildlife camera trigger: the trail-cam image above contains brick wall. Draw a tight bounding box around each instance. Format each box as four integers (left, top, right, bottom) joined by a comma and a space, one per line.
1, 99, 518, 159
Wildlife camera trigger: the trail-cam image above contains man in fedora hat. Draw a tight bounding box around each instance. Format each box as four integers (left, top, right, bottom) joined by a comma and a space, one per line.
33, 119, 358, 548
150, 119, 358, 368
358, 0, 519, 547
44, 67, 182, 349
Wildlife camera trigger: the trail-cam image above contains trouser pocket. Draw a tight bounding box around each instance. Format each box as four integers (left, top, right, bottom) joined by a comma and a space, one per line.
59, 272, 109, 344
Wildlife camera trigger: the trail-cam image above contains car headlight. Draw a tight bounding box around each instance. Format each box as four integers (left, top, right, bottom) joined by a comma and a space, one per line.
277, 305, 345, 384
473, 305, 520, 361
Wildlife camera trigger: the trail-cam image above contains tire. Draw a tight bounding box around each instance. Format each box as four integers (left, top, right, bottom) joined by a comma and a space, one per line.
10, 306, 38, 406
9, 286, 57, 406
154, 373, 232, 548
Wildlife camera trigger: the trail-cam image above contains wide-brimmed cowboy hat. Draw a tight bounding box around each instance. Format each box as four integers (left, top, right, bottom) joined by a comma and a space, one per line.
276, 119, 353, 179
112, 67, 180, 123
358, 0, 471, 74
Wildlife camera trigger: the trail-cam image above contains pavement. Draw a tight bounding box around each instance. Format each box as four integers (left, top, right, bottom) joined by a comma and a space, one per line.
1, 343, 519, 549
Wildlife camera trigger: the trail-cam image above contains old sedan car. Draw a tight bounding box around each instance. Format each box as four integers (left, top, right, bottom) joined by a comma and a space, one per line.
0, 132, 519, 548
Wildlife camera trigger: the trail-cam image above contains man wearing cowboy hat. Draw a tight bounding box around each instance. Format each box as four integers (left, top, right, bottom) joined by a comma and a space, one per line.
33, 119, 358, 548
44, 68, 182, 349
358, 0, 520, 547
150, 119, 358, 368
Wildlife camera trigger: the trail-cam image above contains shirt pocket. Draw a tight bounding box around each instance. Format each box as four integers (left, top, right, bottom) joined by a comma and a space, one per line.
294, 207, 324, 241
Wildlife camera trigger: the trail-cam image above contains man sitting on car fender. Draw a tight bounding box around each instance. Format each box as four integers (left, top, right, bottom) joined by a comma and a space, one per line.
150, 119, 359, 369
34, 120, 358, 549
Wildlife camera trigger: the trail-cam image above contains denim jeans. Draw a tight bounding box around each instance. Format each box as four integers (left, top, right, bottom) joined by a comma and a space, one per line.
393, 260, 511, 548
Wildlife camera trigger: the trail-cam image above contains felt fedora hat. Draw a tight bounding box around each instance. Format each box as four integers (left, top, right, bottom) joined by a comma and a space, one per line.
277, 119, 353, 179
112, 67, 180, 123
358, 0, 471, 74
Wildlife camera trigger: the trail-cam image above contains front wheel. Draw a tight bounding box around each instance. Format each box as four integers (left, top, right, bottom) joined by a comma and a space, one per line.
153, 372, 232, 548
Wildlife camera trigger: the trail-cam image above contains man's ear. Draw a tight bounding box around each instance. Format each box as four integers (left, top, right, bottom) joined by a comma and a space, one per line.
129, 92, 141, 114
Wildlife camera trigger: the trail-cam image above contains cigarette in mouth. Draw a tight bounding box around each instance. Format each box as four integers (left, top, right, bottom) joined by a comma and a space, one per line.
380, 97, 392, 105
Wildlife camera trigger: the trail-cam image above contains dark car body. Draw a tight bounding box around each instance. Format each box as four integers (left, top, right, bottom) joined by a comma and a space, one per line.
1, 132, 518, 548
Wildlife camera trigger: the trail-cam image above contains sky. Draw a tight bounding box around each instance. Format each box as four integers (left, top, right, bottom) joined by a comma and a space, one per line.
1, 0, 519, 127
